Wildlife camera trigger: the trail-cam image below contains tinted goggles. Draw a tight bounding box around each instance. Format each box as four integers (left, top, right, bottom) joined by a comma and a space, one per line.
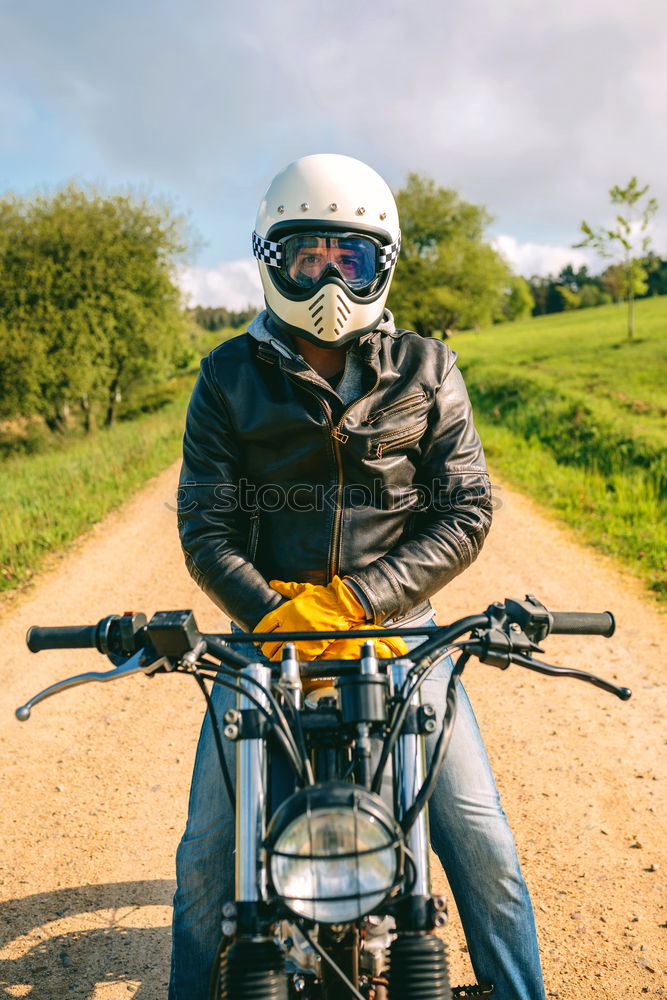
253, 230, 401, 291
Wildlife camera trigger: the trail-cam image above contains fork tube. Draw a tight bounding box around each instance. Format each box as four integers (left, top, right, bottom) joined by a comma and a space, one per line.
390, 660, 430, 901
235, 663, 271, 913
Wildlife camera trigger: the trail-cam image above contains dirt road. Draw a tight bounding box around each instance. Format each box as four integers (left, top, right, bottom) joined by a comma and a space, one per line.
1, 463, 665, 999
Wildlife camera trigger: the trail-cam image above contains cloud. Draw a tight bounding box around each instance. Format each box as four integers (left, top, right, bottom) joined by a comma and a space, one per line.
491, 235, 595, 278
1, 0, 666, 265
177, 260, 264, 310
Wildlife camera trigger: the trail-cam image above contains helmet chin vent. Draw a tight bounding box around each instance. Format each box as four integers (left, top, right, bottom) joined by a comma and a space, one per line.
308, 293, 325, 318
308, 292, 325, 335
335, 293, 351, 335
306, 289, 353, 338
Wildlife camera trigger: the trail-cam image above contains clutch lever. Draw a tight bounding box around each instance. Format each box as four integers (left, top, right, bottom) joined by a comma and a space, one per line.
15, 647, 168, 721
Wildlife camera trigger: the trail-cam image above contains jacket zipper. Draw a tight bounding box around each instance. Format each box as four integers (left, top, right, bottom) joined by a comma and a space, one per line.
285, 363, 381, 579
374, 419, 427, 458
247, 511, 261, 561
328, 369, 382, 574
283, 375, 340, 579
365, 390, 427, 425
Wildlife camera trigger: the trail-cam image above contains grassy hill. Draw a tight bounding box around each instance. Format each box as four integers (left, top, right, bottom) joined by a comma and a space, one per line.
1, 306, 665, 603
450, 297, 667, 599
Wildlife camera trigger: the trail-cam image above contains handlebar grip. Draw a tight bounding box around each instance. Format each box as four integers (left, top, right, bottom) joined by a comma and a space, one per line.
26, 624, 100, 653
549, 611, 615, 638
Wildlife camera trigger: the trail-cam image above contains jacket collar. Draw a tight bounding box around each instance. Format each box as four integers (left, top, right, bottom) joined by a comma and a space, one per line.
247, 309, 387, 374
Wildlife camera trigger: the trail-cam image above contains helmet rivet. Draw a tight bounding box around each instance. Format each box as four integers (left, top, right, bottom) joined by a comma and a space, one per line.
277, 205, 285, 214
301, 202, 310, 211
379, 212, 387, 220
330, 202, 338, 211
356, 206, 366, 216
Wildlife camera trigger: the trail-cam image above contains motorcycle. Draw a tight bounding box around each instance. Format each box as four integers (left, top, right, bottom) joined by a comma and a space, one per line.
16, 594, 630, 1000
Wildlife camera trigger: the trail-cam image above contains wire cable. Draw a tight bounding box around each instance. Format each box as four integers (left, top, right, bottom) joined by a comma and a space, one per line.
193, 670, 307, 782
298, 924, 367, 1000
276, 683, 314, 785
199, 653, 306, 773
371, 647, 455, 795
191, 667, 236, 810
400, 652, 470, 834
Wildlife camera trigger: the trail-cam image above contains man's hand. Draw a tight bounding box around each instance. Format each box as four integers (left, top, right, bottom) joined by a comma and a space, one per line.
252, 576, 367, 661
317, 628, 408, 660
252, 577, 408, 661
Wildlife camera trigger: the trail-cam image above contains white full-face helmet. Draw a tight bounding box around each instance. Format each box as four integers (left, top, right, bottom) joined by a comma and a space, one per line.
252, 154, 400, 349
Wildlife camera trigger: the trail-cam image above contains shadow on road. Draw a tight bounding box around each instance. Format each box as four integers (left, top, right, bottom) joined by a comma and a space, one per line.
0, 879, 175, 999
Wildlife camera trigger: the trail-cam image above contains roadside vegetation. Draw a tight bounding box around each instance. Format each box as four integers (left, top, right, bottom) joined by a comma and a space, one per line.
0, 339, 239, 594
0, 390, 188, 592
0, 177, 664, 601
452, 297, 667, 599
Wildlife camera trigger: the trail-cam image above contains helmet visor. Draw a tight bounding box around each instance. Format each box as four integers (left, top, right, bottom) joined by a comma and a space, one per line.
282, 233, 379, 291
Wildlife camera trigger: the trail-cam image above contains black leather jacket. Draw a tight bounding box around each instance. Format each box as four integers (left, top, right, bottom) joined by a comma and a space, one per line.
178, 321, 492, 631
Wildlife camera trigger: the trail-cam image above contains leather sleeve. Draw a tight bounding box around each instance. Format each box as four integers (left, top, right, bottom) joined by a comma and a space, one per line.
346, 359, 493, 624
177, 356, 284, 631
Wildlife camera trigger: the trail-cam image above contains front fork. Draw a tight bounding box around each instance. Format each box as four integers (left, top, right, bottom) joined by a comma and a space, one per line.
216, 662, 288, 1000
390, 658, 436, 930
235, 661, 271, 930
388, 660, 450, 1000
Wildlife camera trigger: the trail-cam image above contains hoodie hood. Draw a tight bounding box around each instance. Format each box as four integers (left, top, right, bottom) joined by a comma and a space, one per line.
246, 309, 397, 357
246, 310, 297, 358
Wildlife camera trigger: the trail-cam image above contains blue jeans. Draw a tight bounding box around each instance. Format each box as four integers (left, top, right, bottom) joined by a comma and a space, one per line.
169, 624, 546, 1000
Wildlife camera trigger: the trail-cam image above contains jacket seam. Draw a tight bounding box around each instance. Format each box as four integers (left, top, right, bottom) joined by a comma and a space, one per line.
201, 355, 239, 433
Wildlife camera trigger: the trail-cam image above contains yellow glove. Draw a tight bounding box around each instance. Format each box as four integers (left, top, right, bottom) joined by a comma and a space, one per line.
277, 579, 409, 659
253, 576, 367, 661
253, 577, 410, 661
317, 627, 409, 660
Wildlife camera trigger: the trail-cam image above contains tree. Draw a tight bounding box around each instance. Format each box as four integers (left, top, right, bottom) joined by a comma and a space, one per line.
191, 305, 256, 331
387, 174, 512, 336
0, 184, 192, 429
643, 253, 667, 296
499, 276, 535, 322
574, 177, 659, 340
553, 285, 581, 311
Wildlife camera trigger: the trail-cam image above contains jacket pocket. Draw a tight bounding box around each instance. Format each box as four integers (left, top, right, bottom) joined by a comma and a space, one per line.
247, 511, 261, 561
373, 418, 428, 458
365, 390, 427, 425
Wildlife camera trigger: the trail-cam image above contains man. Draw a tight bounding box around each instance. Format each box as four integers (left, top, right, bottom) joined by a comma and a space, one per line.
171, 153, 546, 1000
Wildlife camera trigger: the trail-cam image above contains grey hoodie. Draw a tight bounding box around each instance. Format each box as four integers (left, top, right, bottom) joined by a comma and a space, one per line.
246, 308, 397, 407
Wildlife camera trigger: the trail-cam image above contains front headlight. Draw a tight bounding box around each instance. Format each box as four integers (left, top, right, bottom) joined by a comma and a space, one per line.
267, 783, 403, 923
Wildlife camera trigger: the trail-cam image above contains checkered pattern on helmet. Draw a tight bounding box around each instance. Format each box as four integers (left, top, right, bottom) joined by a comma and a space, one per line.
252, 231, 283, 267
378, 232, 401, 271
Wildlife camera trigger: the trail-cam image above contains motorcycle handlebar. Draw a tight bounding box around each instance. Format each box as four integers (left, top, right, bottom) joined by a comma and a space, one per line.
549, 611, 615, 637
26, 624, 101, 654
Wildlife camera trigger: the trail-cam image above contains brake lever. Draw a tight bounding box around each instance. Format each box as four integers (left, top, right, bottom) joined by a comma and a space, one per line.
510, 652, 632, 700
15, 647, 168, 721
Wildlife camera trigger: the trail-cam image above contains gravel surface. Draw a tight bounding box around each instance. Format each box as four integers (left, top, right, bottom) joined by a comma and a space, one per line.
0, 462, 664, 999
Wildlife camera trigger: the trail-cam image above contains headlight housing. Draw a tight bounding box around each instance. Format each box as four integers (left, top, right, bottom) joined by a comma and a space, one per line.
266, 782, 403, 923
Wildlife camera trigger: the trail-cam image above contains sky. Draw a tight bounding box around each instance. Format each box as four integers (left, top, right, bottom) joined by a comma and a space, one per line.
1, 0, 666, 310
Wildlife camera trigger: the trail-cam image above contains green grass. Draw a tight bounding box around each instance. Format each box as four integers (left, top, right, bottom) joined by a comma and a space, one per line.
450, 297, 667, 599
0, 327, 242, 595
0, 391, 192, 593
2, 308, 666, 603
